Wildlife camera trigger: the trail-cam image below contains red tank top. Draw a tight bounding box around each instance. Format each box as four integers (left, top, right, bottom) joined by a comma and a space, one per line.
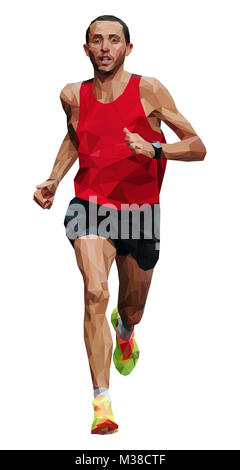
74, 73, 167, 209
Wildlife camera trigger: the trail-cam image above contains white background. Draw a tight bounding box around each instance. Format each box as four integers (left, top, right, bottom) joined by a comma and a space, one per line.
0, 0, 239, 450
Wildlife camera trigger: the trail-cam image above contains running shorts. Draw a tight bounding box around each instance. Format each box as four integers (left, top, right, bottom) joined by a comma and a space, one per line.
63, 197, 161, 271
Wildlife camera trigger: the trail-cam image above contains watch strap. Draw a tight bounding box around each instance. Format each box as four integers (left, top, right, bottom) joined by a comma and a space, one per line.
151, 141, 162, 159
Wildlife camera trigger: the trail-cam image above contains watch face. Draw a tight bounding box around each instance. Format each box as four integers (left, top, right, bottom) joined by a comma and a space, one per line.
152, 141, 161, 149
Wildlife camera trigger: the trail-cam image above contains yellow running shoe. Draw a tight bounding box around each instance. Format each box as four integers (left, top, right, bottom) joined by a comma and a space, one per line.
91, 395, 118, 435
111, 307, 139, 376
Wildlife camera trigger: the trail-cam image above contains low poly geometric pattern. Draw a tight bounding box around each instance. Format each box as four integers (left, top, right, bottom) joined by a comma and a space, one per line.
111, 307, 139, 375
74, 74, 167, 209
32, 13, 207, 439
91, 395, 118, 435
73, 235, 153, 392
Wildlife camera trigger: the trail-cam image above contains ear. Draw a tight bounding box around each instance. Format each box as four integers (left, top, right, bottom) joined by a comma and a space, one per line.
83, 44, 89, 57
125, 43, 134, 57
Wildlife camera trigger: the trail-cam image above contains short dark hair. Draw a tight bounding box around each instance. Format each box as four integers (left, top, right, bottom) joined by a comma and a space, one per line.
86, 15, 130, 45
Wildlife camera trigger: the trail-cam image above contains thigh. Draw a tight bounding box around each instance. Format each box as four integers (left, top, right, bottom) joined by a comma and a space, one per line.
74, 234, 117, 287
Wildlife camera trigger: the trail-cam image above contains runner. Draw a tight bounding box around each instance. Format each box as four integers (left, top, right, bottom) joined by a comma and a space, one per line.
33, 15, 207, 435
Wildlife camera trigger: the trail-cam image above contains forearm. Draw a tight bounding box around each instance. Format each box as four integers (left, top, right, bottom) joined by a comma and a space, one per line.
48, 132, 78, 183
161, 135, 207, 162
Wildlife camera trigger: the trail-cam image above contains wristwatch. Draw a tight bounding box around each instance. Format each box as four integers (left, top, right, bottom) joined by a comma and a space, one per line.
151, 141, 162, 159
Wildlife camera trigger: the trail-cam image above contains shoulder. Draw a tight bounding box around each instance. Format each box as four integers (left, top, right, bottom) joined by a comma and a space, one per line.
59, 81, 82, 108
139, 75, 177, 112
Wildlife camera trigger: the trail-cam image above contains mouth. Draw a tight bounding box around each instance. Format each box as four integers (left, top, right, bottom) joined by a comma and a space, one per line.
98, 56, 112, 65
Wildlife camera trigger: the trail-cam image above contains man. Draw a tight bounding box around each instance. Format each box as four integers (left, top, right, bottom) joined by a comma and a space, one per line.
33, 14, 206, 435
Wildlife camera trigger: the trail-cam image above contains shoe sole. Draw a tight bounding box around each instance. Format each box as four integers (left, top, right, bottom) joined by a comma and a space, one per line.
91, 420, 119, 435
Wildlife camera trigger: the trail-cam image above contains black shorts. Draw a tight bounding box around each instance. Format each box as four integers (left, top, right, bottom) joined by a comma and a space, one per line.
63, 197, 161, 271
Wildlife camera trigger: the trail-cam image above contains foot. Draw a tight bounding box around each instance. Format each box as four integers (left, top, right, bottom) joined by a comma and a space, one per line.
111, 307, 139, 376
91, 395, 118, 435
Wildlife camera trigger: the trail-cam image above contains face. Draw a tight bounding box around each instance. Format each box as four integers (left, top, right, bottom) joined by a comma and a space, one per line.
84, 21, 133, 75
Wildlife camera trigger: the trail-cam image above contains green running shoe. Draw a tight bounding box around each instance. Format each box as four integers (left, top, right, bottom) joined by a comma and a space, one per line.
91, 395, 118, 435
111, 307, 139, 376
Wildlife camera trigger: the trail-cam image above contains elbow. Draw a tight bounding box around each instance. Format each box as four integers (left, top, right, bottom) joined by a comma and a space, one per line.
196, 137, 207, 161
200, 144, 207, 161
185, 135, 207, 161
198, 145, 207, 161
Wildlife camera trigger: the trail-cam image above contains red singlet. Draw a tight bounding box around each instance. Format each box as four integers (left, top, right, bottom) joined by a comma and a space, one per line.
74, 73, 167, 209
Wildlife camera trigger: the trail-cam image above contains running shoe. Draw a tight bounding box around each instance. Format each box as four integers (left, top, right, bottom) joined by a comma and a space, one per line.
111, 307, 139, 376
91, 395, 118, 435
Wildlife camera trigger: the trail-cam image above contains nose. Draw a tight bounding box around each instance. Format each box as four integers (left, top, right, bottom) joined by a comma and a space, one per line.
100, 39, 110, 52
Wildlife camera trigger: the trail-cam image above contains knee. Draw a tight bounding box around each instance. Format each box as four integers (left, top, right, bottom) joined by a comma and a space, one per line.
85, 282, 110, 305
119, 306, 144, 330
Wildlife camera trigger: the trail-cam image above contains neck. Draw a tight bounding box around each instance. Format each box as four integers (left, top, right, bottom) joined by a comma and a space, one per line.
93, 66, 129, 90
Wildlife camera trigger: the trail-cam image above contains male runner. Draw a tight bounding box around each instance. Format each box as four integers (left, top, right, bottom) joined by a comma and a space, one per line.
33, 15, 206, 435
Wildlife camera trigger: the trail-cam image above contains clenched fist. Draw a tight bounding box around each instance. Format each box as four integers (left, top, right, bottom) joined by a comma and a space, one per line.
33, 178, 59, 209
123, 128, 155, 158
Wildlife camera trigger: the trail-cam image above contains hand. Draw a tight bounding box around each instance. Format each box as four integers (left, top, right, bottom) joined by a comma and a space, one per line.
33, 178, 59, 209
123, 128, 155, 158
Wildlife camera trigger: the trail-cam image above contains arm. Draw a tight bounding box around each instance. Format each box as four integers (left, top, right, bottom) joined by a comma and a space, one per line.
33, 84, 79, 209
151, 79, 207, 161
48, 84, 79, 183
47, 131, 78, 184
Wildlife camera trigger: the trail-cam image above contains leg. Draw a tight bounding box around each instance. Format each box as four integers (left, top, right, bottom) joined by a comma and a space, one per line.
110, 253, 154, 376
73, 234, 117, 390
116, 253, 154, 330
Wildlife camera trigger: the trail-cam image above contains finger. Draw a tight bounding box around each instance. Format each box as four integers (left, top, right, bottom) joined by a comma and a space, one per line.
124, 133, 134, 141
129, 144, 136, 153
123, 127, 131, 135
41, 187, 54, 198
33, 195, 45, 208
34, 190, 53, 207
44, 200, 52, 209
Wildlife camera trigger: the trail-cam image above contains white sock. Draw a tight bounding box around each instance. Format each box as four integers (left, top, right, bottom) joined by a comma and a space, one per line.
94, 387, 112, 407
117, 317, 134, 340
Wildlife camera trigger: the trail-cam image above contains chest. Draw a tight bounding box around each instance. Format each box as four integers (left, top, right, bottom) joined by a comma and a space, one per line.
69, 83, 163, 136
72, 102, 162, 137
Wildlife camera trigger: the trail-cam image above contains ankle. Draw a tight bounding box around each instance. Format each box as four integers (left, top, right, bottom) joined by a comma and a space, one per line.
117, 317, 134, 340
94, 387, 112, 406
